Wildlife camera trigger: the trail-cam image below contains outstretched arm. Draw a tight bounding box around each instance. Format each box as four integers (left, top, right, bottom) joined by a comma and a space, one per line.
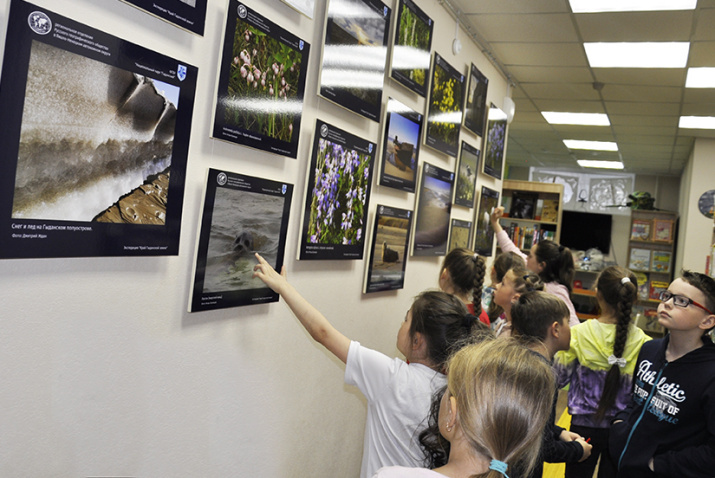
253, 253, 350, 363
489, 206, 505, 234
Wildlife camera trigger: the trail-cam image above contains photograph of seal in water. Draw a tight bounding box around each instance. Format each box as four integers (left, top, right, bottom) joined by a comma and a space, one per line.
363, 205, 412, 293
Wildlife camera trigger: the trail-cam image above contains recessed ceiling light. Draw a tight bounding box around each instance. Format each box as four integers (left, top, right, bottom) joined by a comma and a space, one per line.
685, 68, 715, 88
564, 139, 618, 151
542, 112, 610, 126
584, 42, 690, 68
577, 160, 624, 169
679, 116, 715, 129
569, 0, 696, 13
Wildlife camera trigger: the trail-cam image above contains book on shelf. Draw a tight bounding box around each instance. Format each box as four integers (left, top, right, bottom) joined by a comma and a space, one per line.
630, 219, 652, 241
651, 250, 672, 273
633, 271, 649, 300
501, 196, 512, 217
534, 199, 544, 221
541, 199, 559, 222
628, 248, 651, 270
505, 223, 554, 250
649, 280, 669, 300
509, 192, 539, 219
652, 218, 674, 243
635, 306, 664, 334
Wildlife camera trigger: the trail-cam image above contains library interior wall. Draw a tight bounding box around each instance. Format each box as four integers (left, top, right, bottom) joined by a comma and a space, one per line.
0, 0, 509, 476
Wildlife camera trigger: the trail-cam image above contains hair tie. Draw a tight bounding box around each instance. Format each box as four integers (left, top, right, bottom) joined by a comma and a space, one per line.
621, 277, 631, 285
472, 252, 478, 262
463, 313, 476, 328
608, 355, 627, 368
489, 459, 510, 478
558, 245, 565, 253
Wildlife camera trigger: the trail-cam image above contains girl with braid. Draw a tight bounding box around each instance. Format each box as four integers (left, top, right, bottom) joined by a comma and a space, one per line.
491, 265, 544, 338
438, 248, 489, 325
554, 266, 651, 478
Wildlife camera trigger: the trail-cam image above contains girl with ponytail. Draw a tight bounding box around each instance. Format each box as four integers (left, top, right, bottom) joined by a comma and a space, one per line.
554, 266, 651, 478
439, 248, 489, 325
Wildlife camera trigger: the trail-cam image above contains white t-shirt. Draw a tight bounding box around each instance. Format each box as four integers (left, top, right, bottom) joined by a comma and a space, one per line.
373, 466, 447, 478
345, 341, 447, 478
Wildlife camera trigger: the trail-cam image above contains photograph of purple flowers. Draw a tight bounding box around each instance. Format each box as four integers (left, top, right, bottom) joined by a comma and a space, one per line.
363, 205, 412, 293
213, 1, 310, 158
320, 0, 391, 122
299, 119, 375, 260
448, 219, 472, 253
379, 98, 423, 193
473, 186, 500, 256
454, 141, 480, 208
463, 63, 489, 137
425, 53, 466, 158
412, 162, 454, 256
390, 0, 433, 97
482, 104, 508, 180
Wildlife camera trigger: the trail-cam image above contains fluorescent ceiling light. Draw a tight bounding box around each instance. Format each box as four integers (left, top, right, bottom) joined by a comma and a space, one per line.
577, 160, 624, 169
542, 112, 610, 126
584, 42, 689, 68
564, 139, 618, 151
686, 68, 715, 88
570, 0, 696, 13
679, 116, 715, 129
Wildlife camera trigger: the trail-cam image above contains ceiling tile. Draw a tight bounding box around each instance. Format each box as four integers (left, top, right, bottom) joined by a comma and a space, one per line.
575, 11, 694, 42
593, 69, 686, 87
609, 115, 679, 127
458, 0, 569, 14
490, 42, 588, 67
600, 85, 682, 103
468, 14, 578, 42
692, 9, 715, 41
508, 66, 594, 83
688, 41, 715, 66
605, 102, 682, 116
520, 83, 600, 100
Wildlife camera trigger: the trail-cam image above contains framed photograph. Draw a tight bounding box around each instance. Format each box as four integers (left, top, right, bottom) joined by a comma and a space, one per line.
319, 0, 391, 122
453, 141, 480, 208
299, 119, 375, 260
473, 186, 500, 256
651, 250, 672, 273
120, 0, 207, 35
0, 1, 197, 259
482, 104, 508, 179
628, 248, 652, 271
389, 0, 433, 97
379, 98, 423, 192
463, 63, 489, 137
652, 218, 674, 243
509, 192, 539, 219
424, 52, 466, 158
363, 204, 412, 293
448, 218, 472, 253
190, 169, 293, 312
212, 1, 310, 158
630, 219, 652, 241
412, 162, 454, 256
282, 0, 315, 18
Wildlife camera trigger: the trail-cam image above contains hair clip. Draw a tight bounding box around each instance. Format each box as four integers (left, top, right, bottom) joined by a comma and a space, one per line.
608, 355, 627, 368
473, 253, 478, 262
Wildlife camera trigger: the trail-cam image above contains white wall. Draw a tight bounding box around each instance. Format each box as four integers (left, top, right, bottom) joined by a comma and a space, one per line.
0, 0, 508, 476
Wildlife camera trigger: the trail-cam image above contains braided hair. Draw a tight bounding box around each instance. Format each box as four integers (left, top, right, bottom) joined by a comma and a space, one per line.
594, 266, 637, 422
440, 248, 487, 316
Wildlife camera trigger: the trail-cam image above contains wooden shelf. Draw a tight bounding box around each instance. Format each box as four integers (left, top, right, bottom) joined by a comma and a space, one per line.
499, 217, 558, 226
573, 288, 596, 297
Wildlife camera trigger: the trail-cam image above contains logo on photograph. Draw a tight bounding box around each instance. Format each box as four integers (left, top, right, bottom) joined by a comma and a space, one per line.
379, 206, 384, 214
238, 4, 247, 19
282, 184, 287, 195
384, 6, 388, 16
407, 211, 411, 217
217, 172, 228, 185
177, 64, 187, 81
418, 114, 421, 121
28, 11, 52, 35
320, 124, 329, 137
369, 144, 373, 153
299, 40, 304, 51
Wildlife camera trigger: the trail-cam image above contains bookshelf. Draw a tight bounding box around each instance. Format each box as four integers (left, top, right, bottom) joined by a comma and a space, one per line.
499, 180, 564, 253
627, 209, 678, 336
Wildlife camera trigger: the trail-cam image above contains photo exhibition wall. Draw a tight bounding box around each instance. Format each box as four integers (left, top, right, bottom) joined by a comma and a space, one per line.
0, 0, 511, 476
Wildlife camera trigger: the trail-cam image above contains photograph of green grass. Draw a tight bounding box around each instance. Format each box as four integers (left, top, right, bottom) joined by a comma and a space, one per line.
391, 0, 433, 96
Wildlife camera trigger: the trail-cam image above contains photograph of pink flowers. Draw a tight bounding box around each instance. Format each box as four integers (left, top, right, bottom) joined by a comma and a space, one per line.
412, 162, 454, 256
425, 52, 466, 158
453, 141, 480, 208
463, 63, 489, 137
120, 0, 207, 35
482, 104, 508, 180
319, 0, 391, 122
213, 1, 310, 158
299, 119, 375, 260
379, 98, 423, 193
473, 186, 500, 256
448, 219, 472, 253
390, 0, 433, 97
190, 169, 293, 312
363, 205, 412, 293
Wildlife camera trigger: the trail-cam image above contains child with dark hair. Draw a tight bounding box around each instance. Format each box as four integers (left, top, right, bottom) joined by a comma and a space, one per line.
490, 206, 579, 326
252, 253, 487, 478
438, 248, 489, 325
486, 251, 523, 324
609, 270, 715, 478
491, 265, 543, 338
554, 266, 651, 478
511, 291, 592, 478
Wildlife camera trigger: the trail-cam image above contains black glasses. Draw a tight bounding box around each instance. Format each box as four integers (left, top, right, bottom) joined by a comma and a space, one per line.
659, 290, 713, 314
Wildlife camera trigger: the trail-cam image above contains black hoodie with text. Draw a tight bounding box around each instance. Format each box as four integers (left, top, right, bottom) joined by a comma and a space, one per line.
609, 335, 715, 478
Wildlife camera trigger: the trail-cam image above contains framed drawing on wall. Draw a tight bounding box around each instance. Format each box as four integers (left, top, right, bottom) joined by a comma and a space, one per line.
473, 186, 500, 256
453, 141, 480, 208
463, 63, 489, 137
379, 98, 423, 193
121, 0, 207, 35
0, 1, 197, 258
363, 205, 412, 293
412, 162, 454, 256
482, 104, 507, 179
298, 119, 375, 260
190, 169, 293, 312
319, 0, 391, 122
389, 0, 433, 97
212, 1, 310, 158
424, 52, 465, 158
652, 218, 674, 243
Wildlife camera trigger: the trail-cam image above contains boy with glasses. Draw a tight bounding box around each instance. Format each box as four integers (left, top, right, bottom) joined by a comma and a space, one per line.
609, 271, 715, 477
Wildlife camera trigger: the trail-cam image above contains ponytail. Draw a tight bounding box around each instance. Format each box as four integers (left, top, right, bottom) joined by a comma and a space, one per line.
535, 241, 575, 292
